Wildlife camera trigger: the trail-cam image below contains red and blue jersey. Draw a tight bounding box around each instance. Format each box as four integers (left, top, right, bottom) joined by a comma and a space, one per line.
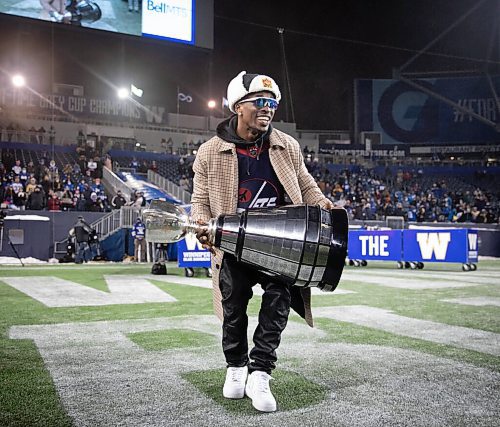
236, 140, 285, 210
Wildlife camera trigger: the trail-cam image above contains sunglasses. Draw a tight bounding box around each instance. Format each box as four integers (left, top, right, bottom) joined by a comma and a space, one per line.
239, 97, 279, 110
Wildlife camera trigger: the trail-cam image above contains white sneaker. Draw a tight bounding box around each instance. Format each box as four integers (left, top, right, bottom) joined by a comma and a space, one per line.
223, 366, 248, 399
245, 371, 277, 412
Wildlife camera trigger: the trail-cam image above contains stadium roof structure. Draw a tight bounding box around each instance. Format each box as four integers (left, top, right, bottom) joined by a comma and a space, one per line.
393, 0, 500, 133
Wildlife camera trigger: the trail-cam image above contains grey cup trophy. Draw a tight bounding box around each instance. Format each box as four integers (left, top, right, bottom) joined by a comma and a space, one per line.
142, 200, 348, 292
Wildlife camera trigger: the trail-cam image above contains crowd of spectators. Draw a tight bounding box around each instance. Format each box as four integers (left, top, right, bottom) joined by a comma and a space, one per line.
1, 141, 498, 225
0, 147, 112, 212
305, 160, 499, 224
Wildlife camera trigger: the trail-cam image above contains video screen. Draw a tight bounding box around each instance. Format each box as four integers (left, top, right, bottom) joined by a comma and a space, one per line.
0, 0, 213, 48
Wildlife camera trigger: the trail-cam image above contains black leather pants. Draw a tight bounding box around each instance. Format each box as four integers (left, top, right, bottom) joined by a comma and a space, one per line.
218, 254, 291, 374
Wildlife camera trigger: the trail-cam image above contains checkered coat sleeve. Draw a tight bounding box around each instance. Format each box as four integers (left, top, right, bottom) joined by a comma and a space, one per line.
190, 127, 331, 327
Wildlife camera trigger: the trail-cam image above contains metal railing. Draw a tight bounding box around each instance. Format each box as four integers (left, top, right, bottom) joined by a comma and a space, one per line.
147, 170, 191, 204
102, 166, 133, 201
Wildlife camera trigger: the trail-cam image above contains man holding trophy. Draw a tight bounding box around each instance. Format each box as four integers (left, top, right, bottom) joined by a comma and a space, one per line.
190, 71, 340, 412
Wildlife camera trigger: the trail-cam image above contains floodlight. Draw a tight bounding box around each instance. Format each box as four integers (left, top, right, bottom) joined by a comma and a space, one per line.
117, 88, 129, 99
12, 74, 26, 87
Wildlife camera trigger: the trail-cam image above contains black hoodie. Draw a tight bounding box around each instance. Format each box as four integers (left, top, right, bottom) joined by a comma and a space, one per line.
216, 115, 284, 210
216, 115, 272, 147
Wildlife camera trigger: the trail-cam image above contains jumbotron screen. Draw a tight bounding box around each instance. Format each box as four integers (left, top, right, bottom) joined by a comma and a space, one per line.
0, 0, 213, 49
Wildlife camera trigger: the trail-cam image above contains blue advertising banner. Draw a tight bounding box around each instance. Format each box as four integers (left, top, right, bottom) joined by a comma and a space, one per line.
403, 229, 478, 263
348, 230, 402, 261
177, 233, 211, 268
355, 76, 500, 144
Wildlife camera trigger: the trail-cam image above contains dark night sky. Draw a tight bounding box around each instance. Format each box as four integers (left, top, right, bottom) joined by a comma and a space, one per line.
0, 0, 497, 130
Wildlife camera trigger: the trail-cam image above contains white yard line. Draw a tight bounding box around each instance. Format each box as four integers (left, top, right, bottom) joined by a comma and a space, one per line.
441, 297, 500, 307
9, 316, 500, 426
1, 276, 176, 307
313, 305, 500, 356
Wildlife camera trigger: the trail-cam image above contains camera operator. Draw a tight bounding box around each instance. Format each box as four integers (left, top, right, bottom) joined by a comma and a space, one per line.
73, 215, 93, 264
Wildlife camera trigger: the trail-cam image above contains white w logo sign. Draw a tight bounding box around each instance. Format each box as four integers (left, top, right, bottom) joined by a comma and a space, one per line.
416, 232, 451, 260
468, 233, 478, 251
184, 232, 205, 251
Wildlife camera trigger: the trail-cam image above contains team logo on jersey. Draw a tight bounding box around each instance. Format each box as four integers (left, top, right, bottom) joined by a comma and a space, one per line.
238, 187, 252, 203
238, 179, 280, 209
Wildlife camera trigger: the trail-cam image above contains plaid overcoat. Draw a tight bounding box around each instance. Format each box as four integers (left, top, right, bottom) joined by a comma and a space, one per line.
190, 127, 331, 327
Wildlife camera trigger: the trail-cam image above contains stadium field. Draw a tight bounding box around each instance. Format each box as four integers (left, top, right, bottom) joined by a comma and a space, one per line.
1, 260, 499, 426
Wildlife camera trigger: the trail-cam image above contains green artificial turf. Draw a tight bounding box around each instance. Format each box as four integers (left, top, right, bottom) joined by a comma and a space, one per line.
0, 260, 499, 425
183, 368, 328, 413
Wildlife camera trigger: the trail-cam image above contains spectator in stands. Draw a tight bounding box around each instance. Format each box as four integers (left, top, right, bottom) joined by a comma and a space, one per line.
179, 175, 190, 192
129, 157, 139, 172
91, 177, 104, 195
0, 185, 15, 208
26, 186, 45, 210
11, 176, 23, 195
72, 161, 81, 177
60, 187, 74, 211
166, 137, 174, 154
48, 160, 59, 182
87, 157, 98, 178
103, 154, 112, 170
48, 193, 61, 211
111, 190, 126, 209
48, 126, 56, 144
12, 160, 22, 176
87, 192, 103, 212
77, 129, 85, 146
75, 193, 87, 211
77, 154, 86, 174
131, 217, 146, 262
19, 165, 28, 181
29, 126, 38, 144
14, 190, 27, 210
35, 159, 49, 182
149, 160, 158, 173
131, 191, 146, 207
190, 71, 335, 413
25, 177, 37, 194
6, 123, 15, 142
40, 175, 52, 199
37, 126, 46, 144
26, 161, 35, 176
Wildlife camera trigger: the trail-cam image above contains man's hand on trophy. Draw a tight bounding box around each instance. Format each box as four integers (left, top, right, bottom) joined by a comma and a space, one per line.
195, 219, 215, 255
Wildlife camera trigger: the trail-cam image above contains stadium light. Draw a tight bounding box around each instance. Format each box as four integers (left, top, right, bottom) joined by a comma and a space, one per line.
117, 87, 129, 99
207, 99, 216, 109
12, 74, 26, 87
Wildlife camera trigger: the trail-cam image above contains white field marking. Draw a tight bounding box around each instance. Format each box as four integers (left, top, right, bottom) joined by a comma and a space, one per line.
0, 276, 176, 307
9, 316, 500, 426
312, 305, 500, 356
340, 272, 484, 289
149, 274, 356, 295
342, 268, 500, 286
441, 297, 500, 307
